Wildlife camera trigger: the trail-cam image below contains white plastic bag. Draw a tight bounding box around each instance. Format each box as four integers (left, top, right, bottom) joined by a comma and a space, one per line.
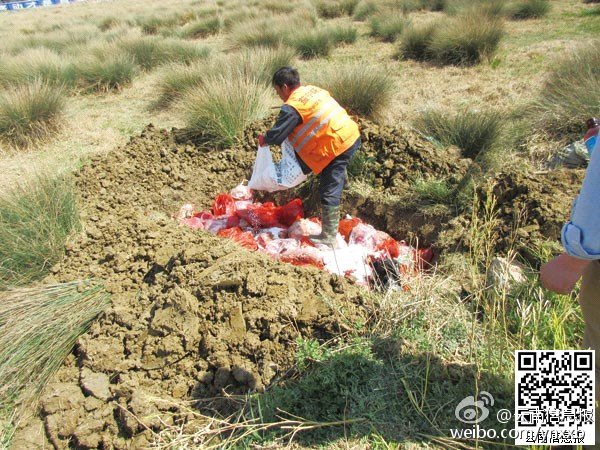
248, 139, 308, 192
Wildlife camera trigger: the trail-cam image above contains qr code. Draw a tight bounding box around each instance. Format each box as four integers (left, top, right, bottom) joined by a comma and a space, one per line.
515, 350, 595, 445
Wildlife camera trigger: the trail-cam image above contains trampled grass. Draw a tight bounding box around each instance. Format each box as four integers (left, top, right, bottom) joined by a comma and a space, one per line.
0, 281, 109, 433
0, 173, 79, 289
0, 81, 65, 148
180, 74, 271, 147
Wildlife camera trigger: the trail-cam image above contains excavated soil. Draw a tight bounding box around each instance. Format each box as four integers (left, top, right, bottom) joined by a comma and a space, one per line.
11, 118, 584, 449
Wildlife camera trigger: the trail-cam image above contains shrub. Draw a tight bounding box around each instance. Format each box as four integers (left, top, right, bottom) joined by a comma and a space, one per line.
318, 65, 392, 119
416, 107, 503, 158
287, 29, 333, 59
353, 0, 379, 20
427, 14, 504, 65
76, 52, 137, 92
117, 36, 210, 70
507, 0, 550, 19
0, 48, 77, 89
0, 81, 65, 147
181, 74, 270, 146
530, 42, 600, 136
329, 25, 359, 44
179, 16, 222, 38
369, 14, 406, 42
397, 22, 436, 60
0, 174, 79, 288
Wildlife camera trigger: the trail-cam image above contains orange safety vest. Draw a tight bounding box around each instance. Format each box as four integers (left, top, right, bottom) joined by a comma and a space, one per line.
285, 85, 360, 174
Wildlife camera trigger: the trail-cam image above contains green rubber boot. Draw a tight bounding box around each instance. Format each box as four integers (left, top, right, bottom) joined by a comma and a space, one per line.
311, 205, 340, 247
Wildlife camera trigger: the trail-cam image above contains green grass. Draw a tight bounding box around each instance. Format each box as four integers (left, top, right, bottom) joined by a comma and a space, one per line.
287, 29, 334, 59
229, 18, 288, 48
411, 176, 454, 204
318, 65, 392, 119
507, 0, 551, 19
0, 281, 109, 437
0, 48, 77, 88
396, 22, 436, 60
369, 13, 406, 42
580, 5, 600, 16
179, 16, 222, 38
446, 0, 506, 17
97, 16, 120, 31
427, 13, 504, 65
314, 0, 359, 18
181, 73, 271, 147
328, 25, 359, 45
0, 81, 65, 148
117, 36, 210, 70
353, 0, 379, 20
75, 52, 137, 92
416, 107, 503, 158
529, 40, 600, 137
0, 174, 79, 288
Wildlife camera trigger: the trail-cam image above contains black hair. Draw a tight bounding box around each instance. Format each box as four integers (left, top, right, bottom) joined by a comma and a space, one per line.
272, 66, 300, 88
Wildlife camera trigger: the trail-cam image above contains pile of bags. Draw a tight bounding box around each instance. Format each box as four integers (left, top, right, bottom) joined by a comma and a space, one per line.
177, 184, 432, 288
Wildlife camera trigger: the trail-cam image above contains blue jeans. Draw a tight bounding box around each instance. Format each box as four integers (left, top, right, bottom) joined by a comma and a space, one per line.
318, 138, 361, 207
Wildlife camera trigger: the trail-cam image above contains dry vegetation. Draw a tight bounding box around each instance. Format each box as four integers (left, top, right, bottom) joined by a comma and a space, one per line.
0, 0, 598, 447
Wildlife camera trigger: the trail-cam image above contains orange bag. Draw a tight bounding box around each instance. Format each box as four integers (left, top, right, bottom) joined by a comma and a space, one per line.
217, 227, 258, 250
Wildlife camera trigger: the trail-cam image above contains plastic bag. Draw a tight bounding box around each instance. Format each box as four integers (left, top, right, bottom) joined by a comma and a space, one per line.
280, 246, 325, 269
338, 217, 362, 242
349, 223, 377, 251
217, 227, 258, 250
248, 140, 308, 192
236, 202, 280, 228
276, 198, 304, 227
230, 182, 252, 200
376, 237, 401, 259
212, 194, 236, 216
288, 219, 322, 239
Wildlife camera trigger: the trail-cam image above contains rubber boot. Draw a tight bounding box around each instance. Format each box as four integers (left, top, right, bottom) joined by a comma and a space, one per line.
311, 205, 340, 247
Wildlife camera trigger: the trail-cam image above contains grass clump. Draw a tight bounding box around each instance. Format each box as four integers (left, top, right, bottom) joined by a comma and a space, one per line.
446, 0, 506, 17
229, 18, 287, 48
507, 0, 550, 19
76, 52, 137, 92
328, 25, 359, 45
181, 74, 270, 147
353, 0, 379, 20
314, 0, 359, 18
530, 41, 600, 137
397, 22, 436, 60
98, 16, 120, 31
318, 65, 392, 119
0, 48, 77, 89
0, 81, 65, 148
0, 174, 79, 288
179, 16, 222, 38
0, 281, 109, 428
411, 176, 453, 204
416, 107, 503, 158
287, 29, 333, 59
369, 14, 406, 42
427, 14, 504, 65
117, 36, 210, 70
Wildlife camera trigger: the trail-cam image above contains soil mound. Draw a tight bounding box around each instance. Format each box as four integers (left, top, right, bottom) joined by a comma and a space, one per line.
13, 118, 583, 449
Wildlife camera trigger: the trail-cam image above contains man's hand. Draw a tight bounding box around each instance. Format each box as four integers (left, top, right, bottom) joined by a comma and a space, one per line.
258, 135, 265, 147
540, 253, 591, 294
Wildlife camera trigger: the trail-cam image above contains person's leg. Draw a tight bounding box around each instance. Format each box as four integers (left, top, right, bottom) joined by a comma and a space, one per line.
312, 138, 360, 245
578, 260, 600, 448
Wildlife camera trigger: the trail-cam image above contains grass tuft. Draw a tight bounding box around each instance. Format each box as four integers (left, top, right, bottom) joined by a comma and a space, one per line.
0, 48, 77, 89
117, 36, 210, 70
181, 74, 270, 147
0, 281, 109, 428
529, 41, 600, 137
411, 176, 453, 204
369, 14, 406, 42
76, 52, 137, 92
179, 16, 222, 39
0, 81, 65, 148
427, 14, 504, 65
0, 174, 79, 288
508, 0, 550, 19
317, 65, 392, 119
353, 0, 379, 20
397, 22, 436, 60
287, 29, 333, 59
328, 25, 359, 45
314, 0, 359, 18
416, 107, 503, 158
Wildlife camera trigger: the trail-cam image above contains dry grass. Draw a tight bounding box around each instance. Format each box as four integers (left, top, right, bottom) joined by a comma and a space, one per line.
0, 281, 109, 431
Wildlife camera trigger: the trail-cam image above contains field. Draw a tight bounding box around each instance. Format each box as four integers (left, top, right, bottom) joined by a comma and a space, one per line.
0, 0, 599, 448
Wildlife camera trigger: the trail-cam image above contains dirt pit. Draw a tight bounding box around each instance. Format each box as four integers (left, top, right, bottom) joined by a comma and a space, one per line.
12, 119, 584, 449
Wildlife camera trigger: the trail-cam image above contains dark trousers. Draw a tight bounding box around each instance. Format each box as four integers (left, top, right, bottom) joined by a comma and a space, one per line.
319, 138, 361, 207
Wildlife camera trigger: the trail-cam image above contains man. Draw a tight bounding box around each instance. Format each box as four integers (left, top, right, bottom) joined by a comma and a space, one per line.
258, 67, 361, 246
541, 135, 600, 448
